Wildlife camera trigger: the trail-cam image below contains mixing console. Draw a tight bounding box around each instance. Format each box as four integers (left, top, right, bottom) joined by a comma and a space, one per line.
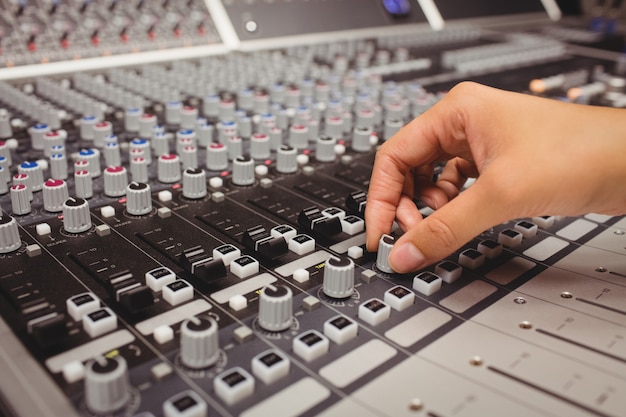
0, 1, 625, 417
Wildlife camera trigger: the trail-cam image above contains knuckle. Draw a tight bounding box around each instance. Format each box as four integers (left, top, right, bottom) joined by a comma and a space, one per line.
422, 215, 459, 251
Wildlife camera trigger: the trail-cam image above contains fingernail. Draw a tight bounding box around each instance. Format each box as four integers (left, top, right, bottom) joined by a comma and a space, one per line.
389, 242, 426, 273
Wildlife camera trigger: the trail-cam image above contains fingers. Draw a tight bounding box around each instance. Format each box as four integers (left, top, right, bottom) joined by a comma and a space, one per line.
388, 178, 508, 273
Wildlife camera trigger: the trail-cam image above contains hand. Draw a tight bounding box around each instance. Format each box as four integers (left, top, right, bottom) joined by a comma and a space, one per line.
365, 81, 626, 273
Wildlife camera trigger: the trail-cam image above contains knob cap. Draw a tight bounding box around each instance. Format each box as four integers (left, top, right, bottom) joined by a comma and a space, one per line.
352, 126, 373, 152
78, 148, 101, 177
74, 170, 93, 200
49, 153, 68, 180
29, 123, 49, 151
103, 142, 121, 167
232, 156, 254, 186
126, 182, 152, 216
276, 145, 297, 174
129, 139, 151, 164
376, 234, 394, 273
63, 197, 91, 233
103, 166, 128, 197
130, 157, 148, 183
250, 133, 270, 160
258, 284, 293, 332
323, 256, 355, 299
18, 161, 44, 192
315, 136, 336, 162
85, 356, 130, 415
206, 143, 228, 171
180, 316, 220, 369
182, 168, 207, 199
42, 179, 69, 213
93, 121, 113, 148
10, 184, 31, 215
158, 154, 181, 183
0, 215, 21, 253
288, 125, 308, 149
139, 114, 157, 138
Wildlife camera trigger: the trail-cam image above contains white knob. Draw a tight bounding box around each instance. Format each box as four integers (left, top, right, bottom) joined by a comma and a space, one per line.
182, 168, 207, 199
85, 356, 130, 415
206, 143, 228, 171
0, 215, 21, 253
376, 234, 395, 273
63, 197, 91, 233
103, 166, 128, 197
276, 145, 297, 174
74, 170, 93, 200
232, 156, 254, 186
42, 179, 69, 213
258, 284, 293, 332
10, 184, 31, 215
250, 133, 270, 160
158, 154, 181, 183
126, 182, 152, 216
315, 136, 336, 162
180, 316, 220, 369
323, 256, 355, 299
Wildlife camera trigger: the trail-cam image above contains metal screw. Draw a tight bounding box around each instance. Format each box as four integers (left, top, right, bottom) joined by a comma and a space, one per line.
519, 321, 532, 329
409, 398, 423, 411
469, 356, 483, 366
560, 292, 573, 299
513, 297, 526, 304
614, 230, 625, 235
596, 267, 607, 273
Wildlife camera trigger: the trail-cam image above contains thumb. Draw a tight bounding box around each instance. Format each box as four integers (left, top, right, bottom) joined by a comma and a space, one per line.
388, 180, 508, 273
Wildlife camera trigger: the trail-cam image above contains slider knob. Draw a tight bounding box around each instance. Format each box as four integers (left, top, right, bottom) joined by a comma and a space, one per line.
258, 284, 293, 332
0, 215, 21, 253
84, 355, 130, 415
376, 234, 394, 273
42, 179, 69, 213
232, 156, 254, 186
323, 256, 355, 299
125, 182, 152, 216
180, 316, 220, 369
182, 168, 207, 199
63, 197, 91, 233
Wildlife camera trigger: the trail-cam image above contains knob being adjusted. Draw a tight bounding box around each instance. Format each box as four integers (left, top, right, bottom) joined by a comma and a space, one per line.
84, 355, 130, 415
180, 316, 220, 369
0, 215, 21, 253
376, 234, 394, 273
63, 197, 91, 233
323, 256, 355, 299
126, 182, 152, 216
258, 284, 293, 332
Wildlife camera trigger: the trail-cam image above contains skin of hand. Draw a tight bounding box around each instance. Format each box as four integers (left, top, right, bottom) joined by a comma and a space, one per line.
365, 81, 626, 273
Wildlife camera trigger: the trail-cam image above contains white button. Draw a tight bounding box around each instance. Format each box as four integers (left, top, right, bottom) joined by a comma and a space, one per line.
251, 349, 290, 385
145, 267, 177, 292
288, 234, 315, 255
358, 298, 391, 326
434, 261, 463, 283
83, 307, 117, 338
36, 223, 51, 236
67, 292, 100, 321
214, 367, 255, 406
270, 224, 297, 241
62, 360, 85, 384
100, 205, 115, 218
230, 255, 259, 278
162, 280, 194, 306
163, 390, 207, 417
322, 207, 345, 219
532, 215, 555, 229
412, 272, 442, 296
158, 190, 173, 202
383, 286, 415, 311
324, 315, 358, 345
498, 229, 523, 247
154, 325, 174, 344
293, 330, 329, 362
212, 244, 241, 266
293, 268, 309, 283
458, 248, 485, 270
477, 240, 502, 260
514, 220, 538, 238
341, 215, 364, 235
229, 294, 247, 311
209, 176, 223, 189
347, 246, 364, 259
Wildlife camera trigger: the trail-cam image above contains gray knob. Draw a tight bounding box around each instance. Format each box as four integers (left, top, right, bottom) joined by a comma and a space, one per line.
93, 121, 113, 148
103, 166, 128, 197
315, 136, 336, 162
74, 170, 93, 199
180, 145, 198, 170
376, 234, 395, 273
103, 142, 121, 167
165, 101, 182, 125
180, 316, 220, 369
63, 197, 91, 233
29, 123, 49, 151
384, 118, 403, 140
182, 168, 207, 199
0, 215, 21, 253
77, 149, 101, 178
80, 116, 97, 141
126, 182, 152, 216
352, 126, 373, 152
206, 143, 228, 171
10, 184, 31, 215
323, 256, 355, 299
130, 157, 148, 184
129, 139, 151, 164
232, 156, 254, 186
0, 110, 12, 139
85, 356, 130, 415
324, 116, 343, 139
158, 154, 181, 183
276, 145, 297, 174
18, 162, 44, 192
250, 133, 270, 160
258, 284, 293, 332
42, 179, 69, 213
139, 113, 157, 138
288, 125, 308, 149
49, 153, 68, 180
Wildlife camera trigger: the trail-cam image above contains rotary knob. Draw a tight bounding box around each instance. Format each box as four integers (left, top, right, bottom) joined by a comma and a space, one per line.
0, 215, 21, 253
42, 179, 69, 213
130, 157, 148, 183
126, 182, 152, 216
258, 284, 293, 332
63, 197, 91, 233
49, 153, 68, 180
158, 154, 181, 183
232, 156, 254, 186
352, 126, 373, 152
288, 125, 308, 149
139, 114, 157, 138
206, 143, 228, 171
103, 166, 128, 197
180, 316, 220, 369
29, 123, 49, 151
182, 168, 207, 199
376, 234, 395, 273
18, 162, 44, 192
323, 256, 355, 299
103, 142, 121, 167
74, 170, 93, 200
84, 355, 130, 415
10, 184, 31, 215
315, 136, 337, 162
250, 133, 270, 160
129, 139, 151, 164
276, 145, 297, 174
93, 121, 113, 148
77, 149, 101, 178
